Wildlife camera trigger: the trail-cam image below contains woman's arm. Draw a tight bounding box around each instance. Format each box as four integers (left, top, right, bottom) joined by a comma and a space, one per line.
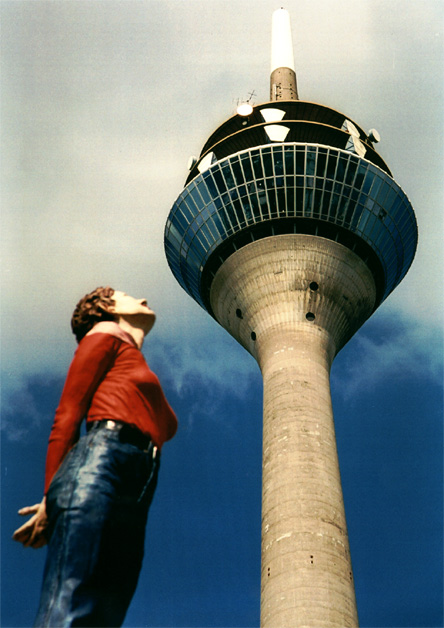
13, 333, 120, 548
43, 333, 120, 493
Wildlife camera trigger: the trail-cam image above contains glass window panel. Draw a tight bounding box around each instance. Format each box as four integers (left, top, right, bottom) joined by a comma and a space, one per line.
191, 235, 207, 258
306, 148, 316, 176
249, 191, 261, 221
167, 222, 182, 245
199, 222, 212, 244
241, 154, 253, 180
273, 147, 284, 176
341, 198, 353, 225
321, 189, 331, 218
286, 188, 295, 215
229, 188, 240, 202
178, 197, 192, 221
345, 158, 357, 186
231, 197, 245, 226
304, 189, 313, 216
262, 152, 274, 177
172, 211, 188, 231
212, 167, 227, 193
221, 162, 235, 189
222, 201, 237, 229
201, 206, 211, 221
184, 229, 194, 245
284, 146, 295, 174
296, 150, 305, 174
357, 208, 371, 233
314, 189, 323, 218
350, 202, 362, 229
197, 181, 211, 205
326, 153, 338, 179
364, 213, 378, 239
335, 157, 347, 182
230, 157, 244, 185
375, 180, 390, 207
252, 154, 263, 178
369, 173, 383, 200
267, 187, 278, 217
316, 151, 327, 177
328, 194, 339, 221
362, 171, 374, 195
295, 187, 304, 215
385, 185, 397, 209
203, 171, 218, 197
277, 188, 286, 216
241, 196, 253, 223
353, 164, 367, 191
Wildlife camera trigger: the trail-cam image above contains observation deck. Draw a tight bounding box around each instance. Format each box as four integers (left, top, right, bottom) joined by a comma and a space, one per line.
164, 100, 417, 316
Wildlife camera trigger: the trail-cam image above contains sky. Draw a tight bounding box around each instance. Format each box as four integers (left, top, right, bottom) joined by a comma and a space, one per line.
1, 1, 443, 626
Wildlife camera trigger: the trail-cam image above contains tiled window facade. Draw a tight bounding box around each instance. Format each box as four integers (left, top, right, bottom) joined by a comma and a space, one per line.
165, 144, 417, 311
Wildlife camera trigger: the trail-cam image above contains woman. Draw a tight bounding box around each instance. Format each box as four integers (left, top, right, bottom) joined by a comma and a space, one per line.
13, 286, 177, 627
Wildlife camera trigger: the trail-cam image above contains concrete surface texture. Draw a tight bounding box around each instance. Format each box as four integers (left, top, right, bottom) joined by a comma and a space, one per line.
210, 234, 377, 627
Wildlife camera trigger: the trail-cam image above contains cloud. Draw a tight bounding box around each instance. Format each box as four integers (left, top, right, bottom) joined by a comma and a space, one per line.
332, 309, 443, 402
1, 374, 64, 442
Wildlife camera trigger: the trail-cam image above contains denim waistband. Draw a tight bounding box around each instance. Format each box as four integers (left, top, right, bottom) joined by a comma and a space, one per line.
87, 420, 156, 455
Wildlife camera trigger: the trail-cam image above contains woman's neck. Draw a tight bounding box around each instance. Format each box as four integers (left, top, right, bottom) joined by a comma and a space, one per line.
114, 317, 147, 349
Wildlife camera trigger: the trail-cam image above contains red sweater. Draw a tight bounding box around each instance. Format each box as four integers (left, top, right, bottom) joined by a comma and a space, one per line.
44, 322, 177, 494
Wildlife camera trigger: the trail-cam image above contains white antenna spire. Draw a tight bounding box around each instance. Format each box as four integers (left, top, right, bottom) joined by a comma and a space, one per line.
270, 8, 298, 101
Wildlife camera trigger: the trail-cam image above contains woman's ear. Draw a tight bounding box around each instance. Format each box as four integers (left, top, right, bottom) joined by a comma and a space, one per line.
98, 301, 116, 315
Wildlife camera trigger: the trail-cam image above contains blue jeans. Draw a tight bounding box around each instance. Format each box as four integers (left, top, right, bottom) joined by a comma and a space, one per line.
34, 423, 160, 627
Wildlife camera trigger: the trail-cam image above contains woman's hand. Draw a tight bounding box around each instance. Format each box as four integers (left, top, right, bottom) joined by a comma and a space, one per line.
12, 497, 48, 549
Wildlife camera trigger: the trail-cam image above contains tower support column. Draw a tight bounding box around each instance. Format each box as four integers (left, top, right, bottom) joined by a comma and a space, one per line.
210, 235, 377, 627
258, 326, 358, 627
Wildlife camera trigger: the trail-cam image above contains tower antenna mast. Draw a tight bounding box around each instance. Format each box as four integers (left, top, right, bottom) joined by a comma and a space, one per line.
270, 7, 298, 100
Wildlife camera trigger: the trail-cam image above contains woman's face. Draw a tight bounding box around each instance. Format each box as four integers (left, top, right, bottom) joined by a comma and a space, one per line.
108, 291, 155, 317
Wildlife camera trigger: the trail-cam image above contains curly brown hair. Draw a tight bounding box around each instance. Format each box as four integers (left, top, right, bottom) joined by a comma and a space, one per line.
71, 286, 116, 343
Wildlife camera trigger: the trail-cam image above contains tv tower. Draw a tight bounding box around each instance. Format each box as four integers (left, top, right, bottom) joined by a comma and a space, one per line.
164, 8, 417, 627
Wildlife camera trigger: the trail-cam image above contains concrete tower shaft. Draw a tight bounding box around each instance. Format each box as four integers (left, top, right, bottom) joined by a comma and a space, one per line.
210, 236, 375, 626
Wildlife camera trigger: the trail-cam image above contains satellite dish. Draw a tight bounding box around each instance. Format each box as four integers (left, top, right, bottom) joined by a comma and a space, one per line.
367, 128, 381, 143
237, 103, 253, 117
187, 156, 197, 170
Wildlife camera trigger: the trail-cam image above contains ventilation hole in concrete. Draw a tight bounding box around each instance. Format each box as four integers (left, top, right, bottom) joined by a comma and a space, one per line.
306, 312, 316, 322
310, 555, 314, 565
349, 572, 353, 581
309, 281, 319, 291
251, 331, 257, 341
236, 308, 243, 319
267, 567, 271, 577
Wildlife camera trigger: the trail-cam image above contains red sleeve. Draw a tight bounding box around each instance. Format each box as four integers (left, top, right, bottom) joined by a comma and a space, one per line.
44, 333, 120, 494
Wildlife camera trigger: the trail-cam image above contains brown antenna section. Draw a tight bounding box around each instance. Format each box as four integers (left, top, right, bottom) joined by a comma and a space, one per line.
270, 8, 299, 100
